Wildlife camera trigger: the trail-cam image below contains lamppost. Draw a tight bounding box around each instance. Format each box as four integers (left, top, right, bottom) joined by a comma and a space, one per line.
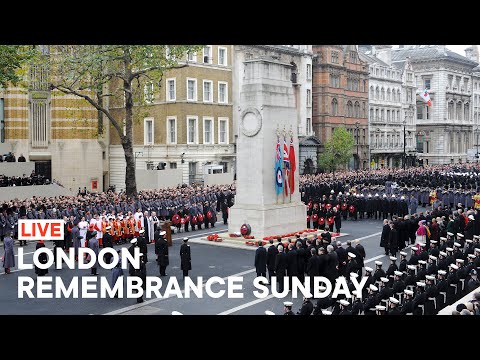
355, 121, 360, 170
403, 119, 407, 170
475, 126, 480, 163
134, 151, 143, 167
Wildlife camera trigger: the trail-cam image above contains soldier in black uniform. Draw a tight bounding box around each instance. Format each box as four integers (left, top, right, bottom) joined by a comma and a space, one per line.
404, 265, 417, 289
283, 301, 295, 315
387, 297, 401, 315
297, 295, 314, 315
408, 246, 420, 266
373, 261, 386, 284
363, 284, 380, 315
180, 237, 192, 278
378, 277, 393, 303
445, 247, 455, 266
398, 251, 408, 273
424, 275, 438, 315
429, 240, 440, 258
392, 271, 405, 297
338, 299, 352, 315
350, 290, 363, 315
103, 226, 114, 264
154, 230, 169, 276
386, 256, 398, 282
412, 282, 427, 315
426, 255, 438, 275
416, 260, 427, 282
137, 229, 148, 263
362, 267, 374, 299
446, 263, 459, 304
436, 270, 448, 310
400, 289, 415, 315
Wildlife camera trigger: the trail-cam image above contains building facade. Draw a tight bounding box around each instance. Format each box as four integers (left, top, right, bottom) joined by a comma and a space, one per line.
359, 46, 417, 168
232, 45, 317, 174
312, 45, 370, 170
466, 47, 480, 160
392, 45, 478, 165
108, 45, 235, 190
0, 52, 108, 193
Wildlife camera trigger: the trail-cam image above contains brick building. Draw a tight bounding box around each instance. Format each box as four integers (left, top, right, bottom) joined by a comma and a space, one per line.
312, 45, 370, 170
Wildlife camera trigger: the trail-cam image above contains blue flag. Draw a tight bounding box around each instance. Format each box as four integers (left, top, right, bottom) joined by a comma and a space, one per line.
275, 138, 283, 195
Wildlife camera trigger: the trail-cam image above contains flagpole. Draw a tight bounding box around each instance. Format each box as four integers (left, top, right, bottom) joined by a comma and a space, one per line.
289, 129, 293, 203
282, 127, 286, 204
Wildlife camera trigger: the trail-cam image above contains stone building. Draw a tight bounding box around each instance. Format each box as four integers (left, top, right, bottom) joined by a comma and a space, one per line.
232, 45, 318, 174
108, 45, 235, 189
392, 45, 478, 165
466, 46, 480, 160
312, 45, 370, 170
359, 45, 417, 168
0, 47, 108, 193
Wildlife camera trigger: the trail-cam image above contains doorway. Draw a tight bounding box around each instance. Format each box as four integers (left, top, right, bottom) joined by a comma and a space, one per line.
34, 160, 52, 180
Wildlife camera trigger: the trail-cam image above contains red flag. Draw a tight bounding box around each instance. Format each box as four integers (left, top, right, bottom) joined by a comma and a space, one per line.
283, 137, 289, 197
289, 138, 296, 194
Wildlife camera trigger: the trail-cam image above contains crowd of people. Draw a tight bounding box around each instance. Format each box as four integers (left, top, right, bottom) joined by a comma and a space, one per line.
0, 152, 25, 163
0, 171, 50, 187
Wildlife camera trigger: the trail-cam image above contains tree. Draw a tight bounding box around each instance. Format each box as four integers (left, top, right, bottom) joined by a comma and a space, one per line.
0, 45, 36, 88
318, 127, 355, 173
45, 45, 201, 197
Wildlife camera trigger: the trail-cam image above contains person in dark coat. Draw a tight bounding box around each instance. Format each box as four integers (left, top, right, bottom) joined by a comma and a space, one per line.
34, 240, 49, 276
137, 229, 148, 263
286, 243, 298, 287
380, 219, 390, 255
2, 232, 15, 274
266, 239, 278, 284
465, 215, 475, 240
102, 228, 113, 264
254, 242, 267, 277
73, 234, 83, 262
180, 237, 192, 278
297, 296, 314, 315
306, 248, 319, 293
275, 245, 287, 292
389, 223, 399, 256
88, 233, 99, 275
387, 297, 401, 315
133, 256, 147, 303
283, 302, 295, 315
336, 242, 348, 276
111, 250, 124, 298
154, 230, 169, 276
128, 238, 139, 276
296, 241, 307, 284
355, 242, 366, 271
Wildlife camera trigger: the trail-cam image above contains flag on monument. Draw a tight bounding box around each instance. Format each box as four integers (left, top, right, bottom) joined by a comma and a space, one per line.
288, 137, 296, 194
283, 136, 290, 196
275, 138, 283, 195
418, 89, 432, 106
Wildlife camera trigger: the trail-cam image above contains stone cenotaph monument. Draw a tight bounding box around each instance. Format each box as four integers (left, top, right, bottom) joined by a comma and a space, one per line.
228, 58, 306, 239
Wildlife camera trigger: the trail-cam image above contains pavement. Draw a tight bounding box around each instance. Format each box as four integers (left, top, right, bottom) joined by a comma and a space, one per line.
0, 210, 428, 315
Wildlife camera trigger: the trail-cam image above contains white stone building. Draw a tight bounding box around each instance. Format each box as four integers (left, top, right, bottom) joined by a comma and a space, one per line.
466, 46, 480, 159
392, 45, 478, 165
233, 45, 318, 174
359, 45, 417, 168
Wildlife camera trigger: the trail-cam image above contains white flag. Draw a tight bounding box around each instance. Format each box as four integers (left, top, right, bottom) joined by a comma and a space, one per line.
418, 89, 432, 107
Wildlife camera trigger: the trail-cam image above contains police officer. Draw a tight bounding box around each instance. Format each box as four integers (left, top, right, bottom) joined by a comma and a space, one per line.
180, 237, 191, 278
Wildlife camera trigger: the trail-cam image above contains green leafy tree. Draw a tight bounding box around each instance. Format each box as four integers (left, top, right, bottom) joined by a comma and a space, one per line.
318, 127, 355, 173
44, 45, 201, 197
0, 45, 36, 87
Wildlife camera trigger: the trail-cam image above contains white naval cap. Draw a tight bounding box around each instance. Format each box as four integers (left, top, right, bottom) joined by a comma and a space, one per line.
418, 260, 427, 265
375, 305, 386, 311
339, 299, 350, 306
139, 229, 145, 234
418, 243, 426, 248
160, 231, 166, 236
392, 194, 396, 198
447, 232, 454, 236
171, 311, 183, 315
404, 289, 414, 296
400, 251, 408, 256
468, 215, 475, 220
380, 277, 389, 283
449, 264, 459, 270
425, 275, 436, 281
365, 267, 373, 272
466, 239, 473, 244
446, 247, 454, 252
468, 254, 476, 259
265, 310, 275, 315
389, 256, 397, 261
130, 238, 138, 244
183, 237, 189, 241
439, 237, 447, 241
283, 301, 293, 307
348, 252, 357, 258
457, 233, 464, 238
389, 297, 399, 304
429, 255, 437, 261
375, 261, 383, 266
394, 271, 403, 276
407, 265, 416, 270
430, 240, 438, 244
474, 235, 480, 239
351, 290, 359, 297
106, 226, 112, 230
456, 258, 464, 264
475, 248, 480, 253
416, 281, 426, 287
350, 272, 359, 278
438, 270, 447, 275
369, 284, 378, 292
383, 194, 387, 198
454, 242, 462, 247
410, 245, 418, 250
321, 310, 332, 315
439, 251, 447, 257
375, 193, 379, 197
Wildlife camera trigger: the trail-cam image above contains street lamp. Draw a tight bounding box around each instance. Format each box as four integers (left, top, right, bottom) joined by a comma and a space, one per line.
475, 126, 480, 163
403, 119, 407, 170
355, 121, 360, 170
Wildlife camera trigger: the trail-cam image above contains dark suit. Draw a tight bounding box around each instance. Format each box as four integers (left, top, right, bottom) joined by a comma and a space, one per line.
266, 245, 278, 282
298, 300, 314, 315
254, 246, 267, 277
275, 252, 287, 292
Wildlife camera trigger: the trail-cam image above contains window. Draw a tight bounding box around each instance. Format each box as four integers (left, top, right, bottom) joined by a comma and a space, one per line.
331, 51, 339, 63
331, 98, 338, 116
306, 64, 312, 80
407, 73, 413, 81
307, 89, 311, 107
347, 101, 353, 117
218, 117, 229, 144
350, 52, 356, 63
144, 82, 154, 104
353, 80, 359, 91
306, 118, 312, 134
381, 109, 385, 121
187, 116, 198, 144
426, 106, 430, 120
387, 89, 391, 101
448, 74, 453, 88
102, 151, 106, 160
375, 87, 379, 100
203, 117, 214, 144
375, 108, 379, 120
407, 89, 412, 102
219, 162, 228, 173
144, 118, 154, 145
370, 86, 374, 99
417, 106, 423, 119
187, 78, 197, 101
370, 108, 374, 120
424, 78, 431, 90
203, 80, 213, 102
465, 103, 470, 121
397, 111, 400, 122
169, 162, 177, 169
354, 101, 360, 118
457, 102, 462, 120
448, 101, 454, 119
387, 110, 390, 122
203, 46, 212, 64
166, 78, 176, 101
397, 90, 401, 102
330, 74, 339, 88
167, 116, 177, 144
381, 88, 385, 100
218, 47, 227, 66
218, 81, 228, 104
187, 51, 197, 62
362, 102, 366, 118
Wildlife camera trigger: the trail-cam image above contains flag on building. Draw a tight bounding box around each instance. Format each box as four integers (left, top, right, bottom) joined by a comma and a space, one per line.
418, 89, 432, 106
283, 136, 290, 196
275, 138, 283, 195
288, 137, 296, 194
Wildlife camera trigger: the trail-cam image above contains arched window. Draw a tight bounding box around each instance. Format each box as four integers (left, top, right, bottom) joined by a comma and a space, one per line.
347, 101, 353, 117
354, 101, 360, 118
457, 102, 462, 120
387, 110, 390, 122
375, 108, 379, 120
381, 87, 385, 100
387, 88, 391, 101
353, 80, 359, 91
397, 110, 400, 122
375, 86, 379, 100
397, 89, 401, 102
464, 103, 470, 121
331, 98, 338, 116
370, 108, 374, 120
448, 101, 454, 119
457, 132, 462, 153
381, 109, 385, 121
362, 102, 366, 118
370, 86, 374, 99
